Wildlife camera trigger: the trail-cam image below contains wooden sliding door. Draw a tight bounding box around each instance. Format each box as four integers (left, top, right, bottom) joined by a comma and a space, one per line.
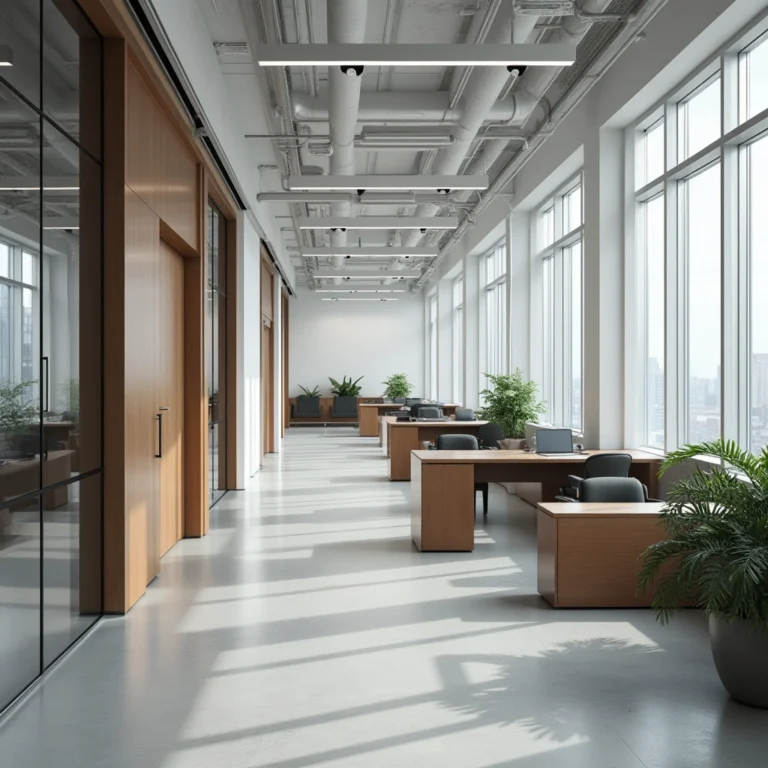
261, 255, 274, 457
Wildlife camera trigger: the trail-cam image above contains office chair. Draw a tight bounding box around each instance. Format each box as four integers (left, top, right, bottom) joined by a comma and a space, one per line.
405, 398, 422, 407
417, 406, 443, 419
410, 402, 437, 417
556, 477, 647, 503
561, 453, 633, 499
435, 433, 488, 516
454, 408, 475, 421
477, 422, 504, 449
292, 395, 321, 419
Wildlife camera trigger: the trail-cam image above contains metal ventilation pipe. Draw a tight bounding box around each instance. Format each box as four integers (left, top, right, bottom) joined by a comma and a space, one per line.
327, 0, 369, 268
403, 5, 524, 247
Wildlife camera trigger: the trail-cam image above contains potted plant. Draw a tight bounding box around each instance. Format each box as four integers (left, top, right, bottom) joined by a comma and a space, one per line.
479, 370, 545, 449
329, 376, 363, 397
0, 380, 39, 459
298, 385, 321, 398
382, 373, 413, 401
638, 439, 768, 708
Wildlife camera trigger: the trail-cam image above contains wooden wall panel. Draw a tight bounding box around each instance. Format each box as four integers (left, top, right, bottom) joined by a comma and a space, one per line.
261, 258, 274, 323
126, 61, 198, 252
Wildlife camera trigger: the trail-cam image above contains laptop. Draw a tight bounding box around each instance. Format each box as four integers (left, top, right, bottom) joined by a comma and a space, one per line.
536, 428, 580, 456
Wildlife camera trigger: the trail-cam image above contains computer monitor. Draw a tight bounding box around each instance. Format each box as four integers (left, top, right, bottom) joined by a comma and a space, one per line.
535, 428, 574, 454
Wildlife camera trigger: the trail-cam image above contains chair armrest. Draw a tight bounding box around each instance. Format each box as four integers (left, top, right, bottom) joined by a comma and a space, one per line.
565, 474, 583, 487
554, 495, 578, 503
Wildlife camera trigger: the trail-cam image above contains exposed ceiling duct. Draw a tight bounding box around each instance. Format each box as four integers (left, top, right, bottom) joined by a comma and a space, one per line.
327, 0, 369, 270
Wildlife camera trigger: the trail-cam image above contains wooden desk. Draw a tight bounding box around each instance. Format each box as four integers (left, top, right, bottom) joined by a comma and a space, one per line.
358, 403, 406, 437
537, 502, 666, 608
410, 449, 662, 551
389, 420, 488, 481
0, 450, 74, 509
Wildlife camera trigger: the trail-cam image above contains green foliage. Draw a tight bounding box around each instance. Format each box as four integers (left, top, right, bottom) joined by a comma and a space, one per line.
58, 378, 80, 420
638, 439, 768, 631
0, 380, 39, 445
298, 385, 321, 398
382, 373, 413, 400
329, 375, 363, 397
479, 370, 545, 438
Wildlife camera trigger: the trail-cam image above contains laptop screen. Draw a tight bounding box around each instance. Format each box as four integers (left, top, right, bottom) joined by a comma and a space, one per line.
536, 428, 573, 453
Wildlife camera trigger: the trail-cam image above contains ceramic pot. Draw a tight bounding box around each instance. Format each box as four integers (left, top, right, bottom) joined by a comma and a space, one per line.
498, 438, 526, 450
709, 614, 768, 708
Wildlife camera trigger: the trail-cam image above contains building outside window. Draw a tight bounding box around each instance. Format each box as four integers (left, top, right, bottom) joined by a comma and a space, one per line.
536, 175, 583, 431
482, 242, 507, 383
452, 275, 464, 405
630, 20, 768, 455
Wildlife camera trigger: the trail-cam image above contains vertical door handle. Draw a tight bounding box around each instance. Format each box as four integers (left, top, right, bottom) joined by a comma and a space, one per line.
42, 356, 49, 413
155, 413, 163, 459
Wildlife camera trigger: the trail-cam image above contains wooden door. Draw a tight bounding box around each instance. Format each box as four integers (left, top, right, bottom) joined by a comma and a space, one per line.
262, 319, 273, 456
158, 240, 185, 555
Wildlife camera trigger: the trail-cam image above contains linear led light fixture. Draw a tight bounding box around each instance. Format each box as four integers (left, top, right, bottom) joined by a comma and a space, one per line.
298, 217, 459, 230
0, 176, 78, 191
313, 274, 420, 279
322, 298, 399, 302
289, 175, 488, 191
302, 247, 437, 258
0, 45, 12, 67
255, 43, 577, 67
316, 289, 405, 293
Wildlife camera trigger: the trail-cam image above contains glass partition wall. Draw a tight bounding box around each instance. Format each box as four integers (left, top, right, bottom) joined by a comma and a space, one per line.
206, 202, 227, 507
0, 0, 103, 711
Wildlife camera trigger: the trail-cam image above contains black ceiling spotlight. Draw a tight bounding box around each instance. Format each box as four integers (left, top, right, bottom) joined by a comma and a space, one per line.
344, 276, 351, 280
419, 228, 427, 234
340, 65, 364, 77
436, 189, 450, 194
330, 227, 347, 233
357, 189, 365, 196
345, 254, 351, 259
506, 64, 529, 76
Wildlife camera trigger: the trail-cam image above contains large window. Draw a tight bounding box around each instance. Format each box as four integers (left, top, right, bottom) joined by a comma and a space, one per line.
482, 242, 507, 379
537, 176, 583, 430
453, 276, 463, 404
429, 293, 437, 398
630, 17, 768, 455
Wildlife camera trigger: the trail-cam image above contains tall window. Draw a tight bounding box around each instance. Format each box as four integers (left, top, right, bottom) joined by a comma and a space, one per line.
453, 276, 464, 404
482, 242, 507, 379
429, 293, 437, 398
536, 175, 583, 430
629, 17, 768, 455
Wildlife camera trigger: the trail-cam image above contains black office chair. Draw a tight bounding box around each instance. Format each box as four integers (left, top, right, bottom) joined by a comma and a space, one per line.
417, 406, 443, 419
477, 422, 504, 449
455, 408, 475, 421
332, 396, 358, 418
561, 453, 633, 499
292, 395, 321, 419
435, 433, 488, 516
556, 477, 647, 503
405, 398, 422, 407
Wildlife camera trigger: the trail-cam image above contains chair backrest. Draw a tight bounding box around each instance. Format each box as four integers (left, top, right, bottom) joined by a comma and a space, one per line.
405, 398, 422, 407
436, 434, 479, 450
454, 408, 475, 421
332, 395, 358, 416
477, 422, 505, 448
579, 477, 646, 503
295, 395, 321, 416
584, 453, 633, 479
417, 406, 443, 418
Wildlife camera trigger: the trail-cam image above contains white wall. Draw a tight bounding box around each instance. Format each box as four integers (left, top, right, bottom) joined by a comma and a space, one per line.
289, 289, 424, 399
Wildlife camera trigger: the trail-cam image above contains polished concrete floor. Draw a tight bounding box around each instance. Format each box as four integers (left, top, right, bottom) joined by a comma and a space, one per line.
0, 428, 767, 767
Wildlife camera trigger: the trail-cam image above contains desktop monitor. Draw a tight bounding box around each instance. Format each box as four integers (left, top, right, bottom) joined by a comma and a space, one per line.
535, 428, 574, 454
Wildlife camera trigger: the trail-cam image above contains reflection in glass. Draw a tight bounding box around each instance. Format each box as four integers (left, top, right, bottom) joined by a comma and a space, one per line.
43, 474, 101, 667
682, 163, 721, 443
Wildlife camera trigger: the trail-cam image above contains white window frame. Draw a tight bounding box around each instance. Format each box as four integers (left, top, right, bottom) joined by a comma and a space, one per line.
452, 274, 464, 405
480, 240, 507, 387
626, 7, 768, 456
535, 172, 584, 432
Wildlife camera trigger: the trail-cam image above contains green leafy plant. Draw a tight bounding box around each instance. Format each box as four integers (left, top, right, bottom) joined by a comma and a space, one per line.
58, 378, 80, 421
479, 370, 545, 438
0, 380, 39, 451
638, 439, 768, 630
298, 385, 321, 398
382, 373, 413, 400
329, 375, 363, 397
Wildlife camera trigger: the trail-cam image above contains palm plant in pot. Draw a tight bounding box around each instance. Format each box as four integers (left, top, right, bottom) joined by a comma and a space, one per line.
479, 370, 545, 449
382, 373, 413, 401
638, 439, 768, 708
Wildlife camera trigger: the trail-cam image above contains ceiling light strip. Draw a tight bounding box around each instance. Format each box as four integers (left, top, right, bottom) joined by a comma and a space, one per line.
302, 247, 437, 258
298, 217, 458, 230
289, 175, 488, 191
313, 274, 420, 279
322, 298, 400, 302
